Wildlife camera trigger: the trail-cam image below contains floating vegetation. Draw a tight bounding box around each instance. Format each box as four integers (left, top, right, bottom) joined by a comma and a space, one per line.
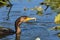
44, 0, 60, 10
57, 13, 60, 14
36, 11, 43, 16
23, 7, 28, 11
40, 0, 60, 12
40, 2, 50, 11
54, 14, 60, 24
0, 0, 13, 20
30, 6, 43, 16
0, 1, 7, 7
49, 26, 60, 31
57, 33, 60, 38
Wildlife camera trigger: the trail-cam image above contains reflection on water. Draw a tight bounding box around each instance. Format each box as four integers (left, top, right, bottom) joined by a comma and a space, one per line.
15, 34, 20, 40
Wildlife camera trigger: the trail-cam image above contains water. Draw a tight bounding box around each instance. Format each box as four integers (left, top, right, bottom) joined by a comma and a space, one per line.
0, 0, 60, 40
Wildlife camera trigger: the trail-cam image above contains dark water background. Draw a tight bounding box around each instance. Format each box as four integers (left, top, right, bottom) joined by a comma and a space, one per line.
0, 0, 60, 40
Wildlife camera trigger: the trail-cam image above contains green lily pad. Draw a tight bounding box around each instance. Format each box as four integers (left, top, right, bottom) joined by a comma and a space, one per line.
54, 14, 60, 24
42, 0, 60, 12
36, 11, 43, 16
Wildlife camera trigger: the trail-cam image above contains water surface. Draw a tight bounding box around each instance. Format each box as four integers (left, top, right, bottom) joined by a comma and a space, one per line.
0, 0, 60, 40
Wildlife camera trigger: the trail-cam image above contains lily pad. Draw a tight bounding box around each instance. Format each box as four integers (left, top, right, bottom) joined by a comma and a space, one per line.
0, 1, 7, 7
30, 6, 43, 11
36, 11, 43, 16
54, 14, 60, 24
41, 0, 60, 12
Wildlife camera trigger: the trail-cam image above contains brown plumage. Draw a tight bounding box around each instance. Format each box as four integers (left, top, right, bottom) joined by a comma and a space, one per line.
0, 16, 36, 38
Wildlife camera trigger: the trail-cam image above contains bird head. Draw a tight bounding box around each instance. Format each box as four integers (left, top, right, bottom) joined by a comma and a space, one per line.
15, 16, 36, 26
20, 16, 36, 22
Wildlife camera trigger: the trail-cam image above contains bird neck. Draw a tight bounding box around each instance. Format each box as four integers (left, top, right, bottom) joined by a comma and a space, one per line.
16, 25, 21, 34
15, 21, 22, 35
